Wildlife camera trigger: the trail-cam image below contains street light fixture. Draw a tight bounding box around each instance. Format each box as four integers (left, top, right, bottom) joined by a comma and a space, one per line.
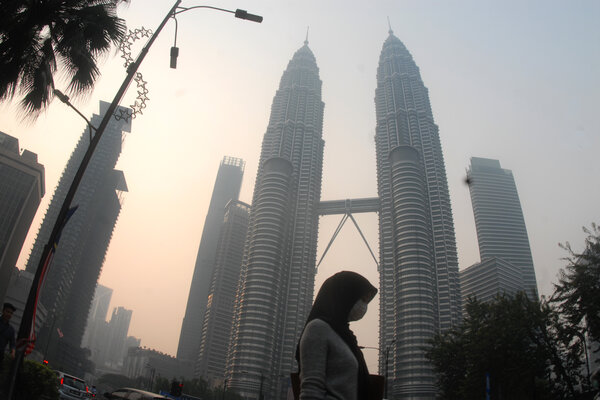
53, 89, 96, 143
169, 6, 262, 69
7, 3, 262, 399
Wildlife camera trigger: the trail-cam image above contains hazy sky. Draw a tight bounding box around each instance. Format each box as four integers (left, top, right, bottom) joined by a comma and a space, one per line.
1, 0, 599, 373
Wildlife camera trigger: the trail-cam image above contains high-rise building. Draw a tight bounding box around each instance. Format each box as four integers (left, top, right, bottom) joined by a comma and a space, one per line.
0, 131, 45, 303
24, 100, 131, 363
60, 169, 127, 349
177, 156, 245, 362
82, 284, 113, 349
3, 269, 48, 336
226, 32, 462, 400
195, 200, 250, 383
226, 40, 324, 400
467, 157, 537, 298
105, 306, 133, 368
460, 258, 524, 309
374, 30, 460, 398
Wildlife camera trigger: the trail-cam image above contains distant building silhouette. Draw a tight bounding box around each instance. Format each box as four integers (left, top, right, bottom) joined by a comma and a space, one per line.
24, 100, 131, 366
82, 284, 113, 353
124, 346, 185, 382
104, 306, 133, 369
0, 131, 45, 303
177, 157, 245, 363
466, 157, 538, 298
195, 200, 250, 383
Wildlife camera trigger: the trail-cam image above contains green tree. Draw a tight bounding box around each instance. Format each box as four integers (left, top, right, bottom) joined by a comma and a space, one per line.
153, 376, 170, 394
180, 377, 211, 398
13, 360, 59, 400
427, 293, 576, 400
552, 223, 600, 348
0, 0, 127, 116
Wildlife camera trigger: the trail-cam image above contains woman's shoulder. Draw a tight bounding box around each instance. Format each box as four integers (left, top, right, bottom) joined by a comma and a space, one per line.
303, 318, 334, 335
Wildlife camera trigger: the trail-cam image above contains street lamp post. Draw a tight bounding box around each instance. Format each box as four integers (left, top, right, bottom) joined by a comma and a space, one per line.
6, 3, 262, 399
222, 378, 228, 400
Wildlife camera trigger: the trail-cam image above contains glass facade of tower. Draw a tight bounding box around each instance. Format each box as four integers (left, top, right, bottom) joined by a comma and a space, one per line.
226, 42, 324, 400
467, 157, 537, 298
375, 32, 460, 398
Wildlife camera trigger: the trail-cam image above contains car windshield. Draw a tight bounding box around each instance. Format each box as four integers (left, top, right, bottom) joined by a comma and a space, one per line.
63, 376, 86, 391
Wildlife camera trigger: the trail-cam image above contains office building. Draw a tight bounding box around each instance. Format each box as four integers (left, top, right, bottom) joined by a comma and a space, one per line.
3, 269, 48, 336
177, 156, 245, 362
124, 346, 185, 382
104, 306, 133, 368
24, 100, 131, 364
467, 157, 537, 298
195, 200, 250, 383
0, 131, 45, 303
226, 31, 464, 399
374, 30, 460, 398
226, 39, 324, 400
460, 258, 524, 309
82, 284, 113, 349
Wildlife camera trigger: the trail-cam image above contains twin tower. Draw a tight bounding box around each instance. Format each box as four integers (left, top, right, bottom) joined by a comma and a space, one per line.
182, 31, 460, 400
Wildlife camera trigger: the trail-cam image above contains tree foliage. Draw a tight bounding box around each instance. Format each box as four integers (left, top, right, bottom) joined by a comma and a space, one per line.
427, 293, 566, 399
0, 357, 58, 400
427, 223, 600, 399
0, 0, 128, 117
98, 373, 135, 390
552, 223, 600, 347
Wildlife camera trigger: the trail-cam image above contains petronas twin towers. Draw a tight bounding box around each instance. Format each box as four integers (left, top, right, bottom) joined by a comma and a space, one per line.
204, 31, 459, 400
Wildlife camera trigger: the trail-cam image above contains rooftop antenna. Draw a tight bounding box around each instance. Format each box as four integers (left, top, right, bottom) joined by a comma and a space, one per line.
387, 16, 393, 35
305, 26, 309, 45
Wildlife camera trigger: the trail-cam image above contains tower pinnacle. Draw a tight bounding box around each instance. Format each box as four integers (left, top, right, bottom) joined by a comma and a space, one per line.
387, 16, 393, 35
305, 26, 309, 45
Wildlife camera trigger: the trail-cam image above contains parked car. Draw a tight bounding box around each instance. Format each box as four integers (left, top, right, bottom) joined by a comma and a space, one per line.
103, 388, 170, 400
55, 371, 91, 400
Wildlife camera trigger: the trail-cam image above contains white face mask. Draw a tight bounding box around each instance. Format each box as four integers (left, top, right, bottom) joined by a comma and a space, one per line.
348, 299, 368, 321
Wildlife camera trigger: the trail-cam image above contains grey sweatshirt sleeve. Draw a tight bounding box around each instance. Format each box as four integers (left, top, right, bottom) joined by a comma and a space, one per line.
299, 320, 329, 400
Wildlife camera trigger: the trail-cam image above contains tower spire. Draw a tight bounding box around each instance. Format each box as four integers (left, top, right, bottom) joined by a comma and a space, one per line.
304, 26, 309, 45
387, 16, 393, 35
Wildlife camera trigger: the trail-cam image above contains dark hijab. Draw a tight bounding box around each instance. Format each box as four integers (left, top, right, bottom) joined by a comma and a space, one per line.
296, 271, 377, 400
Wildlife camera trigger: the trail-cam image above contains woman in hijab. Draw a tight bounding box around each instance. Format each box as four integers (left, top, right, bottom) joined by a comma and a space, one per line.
296, 271, 378, 400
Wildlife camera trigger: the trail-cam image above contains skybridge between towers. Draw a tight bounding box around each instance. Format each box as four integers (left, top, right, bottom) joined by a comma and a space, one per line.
317, 197, 380, 215
316, 197, 381, 270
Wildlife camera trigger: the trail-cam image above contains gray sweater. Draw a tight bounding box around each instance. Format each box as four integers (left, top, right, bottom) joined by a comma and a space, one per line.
299, 319, 358, 400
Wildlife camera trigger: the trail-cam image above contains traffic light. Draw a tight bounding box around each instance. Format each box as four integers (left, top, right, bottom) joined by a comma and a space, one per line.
170, 380, 183, 397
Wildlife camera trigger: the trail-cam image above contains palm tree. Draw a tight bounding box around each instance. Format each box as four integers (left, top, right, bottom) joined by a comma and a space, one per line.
0, 0, 127, 118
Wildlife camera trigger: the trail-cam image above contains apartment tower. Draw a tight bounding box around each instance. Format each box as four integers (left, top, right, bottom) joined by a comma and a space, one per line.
25, 101, 131, 365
